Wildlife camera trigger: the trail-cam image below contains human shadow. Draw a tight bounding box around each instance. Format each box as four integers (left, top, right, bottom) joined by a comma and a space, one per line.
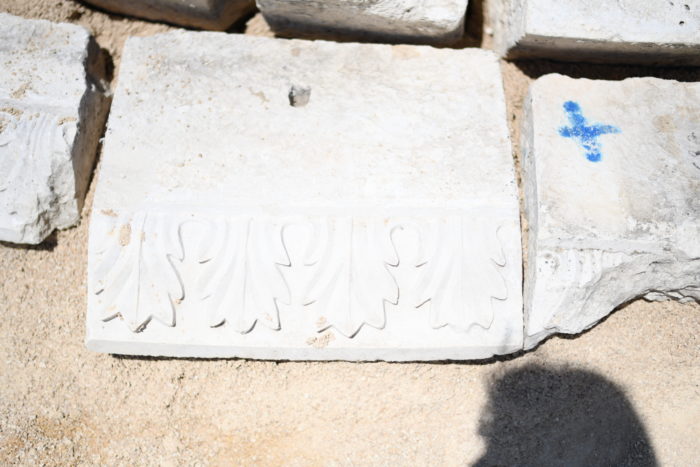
474, 364, 657, 467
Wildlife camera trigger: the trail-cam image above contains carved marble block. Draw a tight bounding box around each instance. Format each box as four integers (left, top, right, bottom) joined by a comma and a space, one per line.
522, 74, 700, 349
87, 32, 522, 361
83, 0, 255, 30
0, 13, 109, 244
489, 0, 700, 65
256, 0, 469, 45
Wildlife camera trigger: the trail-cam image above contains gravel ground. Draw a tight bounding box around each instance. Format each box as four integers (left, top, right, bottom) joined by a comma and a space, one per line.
0, 1, 699, 465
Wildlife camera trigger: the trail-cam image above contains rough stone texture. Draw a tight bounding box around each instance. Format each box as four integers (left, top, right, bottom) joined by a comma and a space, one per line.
522, 74, 700, 349
83, 0, 255, 30
87, 32, 522, 361
489, 0, 700, 65
257, 0, 469, 45
0, 13, 108, 245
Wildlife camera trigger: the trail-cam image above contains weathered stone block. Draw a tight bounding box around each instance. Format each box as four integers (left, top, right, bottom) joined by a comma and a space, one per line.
83, 0, 255, 31
489, 0, 700, 65
0, 13, 108, 245
87, 32, 522, 361
522, 74, 700, 349
257, 0, 469, 45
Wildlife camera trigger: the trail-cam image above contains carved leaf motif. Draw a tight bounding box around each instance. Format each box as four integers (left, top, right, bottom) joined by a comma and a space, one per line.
197, 217, 290, 333
546, 248, 628, 315
92, 211, 183, 332
0, 110, 71, 193
304, 217, 398, 338
0, 111, 21, 192
414, 217, 507, 331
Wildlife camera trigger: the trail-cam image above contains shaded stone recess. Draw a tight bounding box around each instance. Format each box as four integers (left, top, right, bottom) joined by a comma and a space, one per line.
489, 0, 700, 65
82, 0, 256, 30
0, 13, 109, 245
257, 0, 470, 45
87, 32, 522, 361
522, 74, 700, 349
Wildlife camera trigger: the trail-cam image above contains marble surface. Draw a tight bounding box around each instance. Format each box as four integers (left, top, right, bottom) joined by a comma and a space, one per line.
257, 0, 469, 44
0, 13, 108, 244
522, 74, 700, 348
87, 32, 522, 360
490, 0, 700, 65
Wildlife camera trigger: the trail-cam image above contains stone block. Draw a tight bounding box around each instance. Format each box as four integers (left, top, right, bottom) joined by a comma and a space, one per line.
87, 32, 522, 361
489, 0, 700, 65
83, 0, 255, 31
257, 0, 469, 45
0, 13, 109, 245
522, 74, 700, 349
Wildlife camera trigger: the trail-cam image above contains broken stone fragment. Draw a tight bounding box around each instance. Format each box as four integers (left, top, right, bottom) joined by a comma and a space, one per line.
522, 74, 700, 349
0, 13, 109, 245
257, 0, 470, 45
87, 32, 522, 361
489, 0, 700, 65
83, 0, 255, 30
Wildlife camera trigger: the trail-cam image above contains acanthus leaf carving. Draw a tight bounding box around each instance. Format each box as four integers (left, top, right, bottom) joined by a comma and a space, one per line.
303, 217, 399, 338
91, 212, 513, 338
92, 211, 184, 332
0, 108, 73, 194
414, 217, 508, 331
197, 217, 290, 333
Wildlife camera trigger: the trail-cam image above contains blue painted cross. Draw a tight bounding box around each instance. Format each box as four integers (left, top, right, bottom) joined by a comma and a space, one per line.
558, 101, 620, 162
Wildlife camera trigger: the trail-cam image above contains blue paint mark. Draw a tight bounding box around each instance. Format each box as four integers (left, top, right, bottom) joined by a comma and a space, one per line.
558, 101, 620, 162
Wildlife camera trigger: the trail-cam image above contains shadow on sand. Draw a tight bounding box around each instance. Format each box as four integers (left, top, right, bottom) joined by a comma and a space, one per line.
474, 364, 657, 467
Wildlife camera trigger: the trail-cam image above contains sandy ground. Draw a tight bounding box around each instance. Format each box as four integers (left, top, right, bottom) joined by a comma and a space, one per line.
1, 1, 699, 465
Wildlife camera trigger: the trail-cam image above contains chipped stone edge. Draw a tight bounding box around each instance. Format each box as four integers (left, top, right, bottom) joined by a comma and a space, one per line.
257, 0, 469, 46
83, 0, 257, 31
521, 76, 700, 350
0, 20, 111, 245
489, 0, 700, 66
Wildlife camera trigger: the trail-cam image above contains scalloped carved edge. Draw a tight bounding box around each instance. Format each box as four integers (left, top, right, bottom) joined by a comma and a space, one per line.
91, 211, 184, 332
414, 218, 508, 332
197, 217, 290, 333
91, 211, 510, 336
303, 217, 399, 338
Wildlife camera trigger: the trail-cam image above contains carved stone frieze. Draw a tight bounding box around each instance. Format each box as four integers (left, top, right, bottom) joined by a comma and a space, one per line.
86, 33, 522, 360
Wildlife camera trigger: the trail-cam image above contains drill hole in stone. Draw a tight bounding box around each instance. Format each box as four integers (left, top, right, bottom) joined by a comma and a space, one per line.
288, 85, 311, 107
